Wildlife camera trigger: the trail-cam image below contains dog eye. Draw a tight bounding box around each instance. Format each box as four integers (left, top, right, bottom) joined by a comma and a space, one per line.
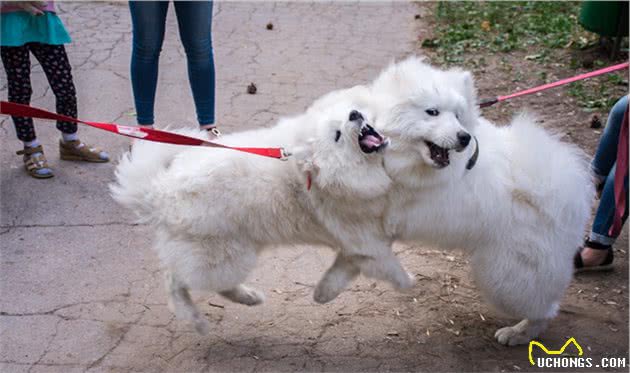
334, 130, 341, 142
425, 108, 439, 116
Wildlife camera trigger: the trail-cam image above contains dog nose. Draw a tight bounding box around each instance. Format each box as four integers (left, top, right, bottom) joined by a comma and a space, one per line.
349, 110, 363, 122
457, 131, 471, 148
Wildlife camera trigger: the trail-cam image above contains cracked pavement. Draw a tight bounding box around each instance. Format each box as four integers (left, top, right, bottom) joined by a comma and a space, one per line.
1, 2, 628, 373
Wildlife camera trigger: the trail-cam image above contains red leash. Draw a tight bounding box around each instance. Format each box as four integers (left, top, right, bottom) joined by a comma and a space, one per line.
0, 101, 290, 160
479, 62, 629, 108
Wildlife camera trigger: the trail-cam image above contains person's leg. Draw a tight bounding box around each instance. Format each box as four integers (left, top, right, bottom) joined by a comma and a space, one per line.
129, 1, 169, 127
581, 164, 629, 266
29, 43, 109, 162
592, 96, 628, 184
1, 44, 53, 177
173, 1, 216, 129
28, 44, 78, 136
1, 45, 37, 142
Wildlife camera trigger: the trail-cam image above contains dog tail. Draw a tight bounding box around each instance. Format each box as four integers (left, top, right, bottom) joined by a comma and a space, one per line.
508, 113, 595, 243
110, 128, 209, 222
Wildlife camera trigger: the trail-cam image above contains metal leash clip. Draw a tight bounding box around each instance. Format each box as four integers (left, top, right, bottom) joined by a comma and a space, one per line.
209, 127, 222, 138
280, 148, 292, 161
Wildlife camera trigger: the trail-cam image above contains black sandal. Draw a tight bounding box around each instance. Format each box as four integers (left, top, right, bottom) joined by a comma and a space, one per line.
574, 239, 614, 272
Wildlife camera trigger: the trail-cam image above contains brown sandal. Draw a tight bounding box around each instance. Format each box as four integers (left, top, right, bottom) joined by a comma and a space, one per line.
59, 140, 109, 163
16, 145, 54, 179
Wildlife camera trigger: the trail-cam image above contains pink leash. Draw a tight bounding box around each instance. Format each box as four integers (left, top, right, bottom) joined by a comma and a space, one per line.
479, 62, 629, 108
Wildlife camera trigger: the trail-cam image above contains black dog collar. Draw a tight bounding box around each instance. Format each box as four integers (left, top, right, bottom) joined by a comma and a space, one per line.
466, 136, 479, 170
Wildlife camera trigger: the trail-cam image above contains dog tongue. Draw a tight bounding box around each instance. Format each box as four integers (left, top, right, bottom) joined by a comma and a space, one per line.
360, 134, 382, 148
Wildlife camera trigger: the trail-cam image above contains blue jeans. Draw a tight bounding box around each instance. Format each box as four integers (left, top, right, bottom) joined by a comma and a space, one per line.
129, 1, 215, 126
590, 95, 628, 245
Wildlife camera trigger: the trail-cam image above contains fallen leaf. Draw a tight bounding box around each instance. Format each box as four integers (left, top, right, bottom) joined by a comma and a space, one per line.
446, 328, 460, 336
608, 325, 619, 332
525, 54, 542, 60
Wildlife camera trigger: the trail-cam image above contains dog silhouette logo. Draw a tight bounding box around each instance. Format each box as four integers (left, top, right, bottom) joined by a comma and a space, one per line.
528, 337, 583, 365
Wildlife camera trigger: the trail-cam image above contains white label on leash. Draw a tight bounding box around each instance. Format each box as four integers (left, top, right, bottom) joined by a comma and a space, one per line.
117, 125, 148, 138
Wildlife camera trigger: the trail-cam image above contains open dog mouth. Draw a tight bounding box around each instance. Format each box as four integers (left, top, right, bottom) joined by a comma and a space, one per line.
425, 140, 450, 167
358, 124, 387, 154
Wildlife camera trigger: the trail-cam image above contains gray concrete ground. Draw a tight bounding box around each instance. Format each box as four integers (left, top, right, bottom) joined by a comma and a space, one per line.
1, 2, 628, 373
1, 2, 417, 372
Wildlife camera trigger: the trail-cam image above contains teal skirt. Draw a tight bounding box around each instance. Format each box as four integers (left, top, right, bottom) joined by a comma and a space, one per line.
1, 11, 71, 47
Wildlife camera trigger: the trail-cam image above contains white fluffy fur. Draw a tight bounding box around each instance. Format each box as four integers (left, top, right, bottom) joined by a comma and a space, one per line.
111, 57, 594, 346
110, 97, 412, 334
366, 57, 594, 345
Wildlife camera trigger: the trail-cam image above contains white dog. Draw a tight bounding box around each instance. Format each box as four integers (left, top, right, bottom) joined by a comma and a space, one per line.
110, 98, 414, 334
360, 57, 594, 345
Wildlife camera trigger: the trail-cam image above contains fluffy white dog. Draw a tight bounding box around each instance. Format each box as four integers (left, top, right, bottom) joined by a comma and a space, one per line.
110, 98, 414, 334
359, 57, 594, 345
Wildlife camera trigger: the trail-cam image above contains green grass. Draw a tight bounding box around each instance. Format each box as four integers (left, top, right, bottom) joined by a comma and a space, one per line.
423, 1, 627, 112
423, 1, 591, 65
567, 73, 625, 112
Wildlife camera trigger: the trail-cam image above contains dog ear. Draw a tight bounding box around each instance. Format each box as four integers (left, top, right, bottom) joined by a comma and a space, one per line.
447, 68, 480, 119
451, 69, 477, 104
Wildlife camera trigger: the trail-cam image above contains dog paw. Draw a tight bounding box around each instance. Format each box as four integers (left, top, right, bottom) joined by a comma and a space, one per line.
220, 285, 265, 306
494, 326, 531, 346
313, 283, 341, 304
240, 287, 265, 306
393, 272, 416, 290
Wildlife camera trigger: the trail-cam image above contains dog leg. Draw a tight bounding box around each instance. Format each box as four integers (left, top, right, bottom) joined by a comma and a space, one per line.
495, 318, 550, 346
314, 254, 360, 304
353, 253, 415, 290
219, 284, 265, 306
165, 270, 210, 335
471, 248, 568, 345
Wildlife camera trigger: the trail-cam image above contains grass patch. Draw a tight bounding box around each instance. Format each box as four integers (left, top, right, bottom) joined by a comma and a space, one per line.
567, 73, 625, 112
422, 1, 627, 112
423, 1, 594, 65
